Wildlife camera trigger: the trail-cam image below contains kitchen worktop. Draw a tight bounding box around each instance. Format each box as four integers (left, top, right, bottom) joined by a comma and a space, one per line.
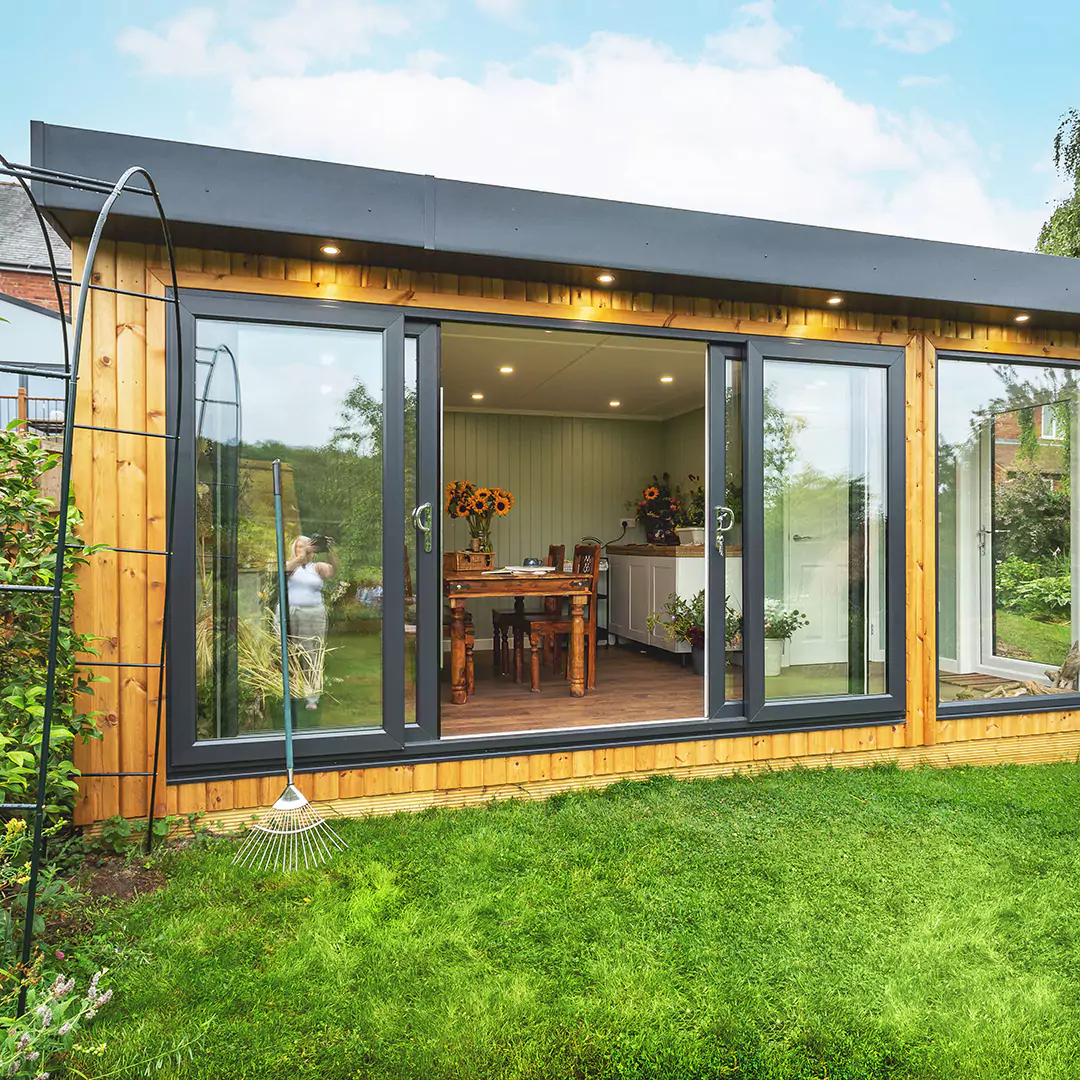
607, 543, 712, 557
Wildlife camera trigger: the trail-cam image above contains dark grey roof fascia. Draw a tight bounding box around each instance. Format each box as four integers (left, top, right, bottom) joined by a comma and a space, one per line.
29, 121, 1080, 320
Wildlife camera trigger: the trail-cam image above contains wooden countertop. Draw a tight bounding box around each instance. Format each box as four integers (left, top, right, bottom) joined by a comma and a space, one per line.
607, 543, 704, 557
606, 544, 743, 558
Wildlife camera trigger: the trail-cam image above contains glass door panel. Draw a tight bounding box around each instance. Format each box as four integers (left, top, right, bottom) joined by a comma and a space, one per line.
707, 344, 741, 718
761, 360, 888, 701
743, 341, 904, 726
937, 356, 1080, 702
194, 320, 390, 737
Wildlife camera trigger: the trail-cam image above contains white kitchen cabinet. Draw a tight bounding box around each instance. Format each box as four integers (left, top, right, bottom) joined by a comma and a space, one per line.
606, 552, 706, 653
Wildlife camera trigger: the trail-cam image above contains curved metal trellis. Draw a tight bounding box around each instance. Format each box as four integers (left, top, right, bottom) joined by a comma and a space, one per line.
0, 155, 185, 1013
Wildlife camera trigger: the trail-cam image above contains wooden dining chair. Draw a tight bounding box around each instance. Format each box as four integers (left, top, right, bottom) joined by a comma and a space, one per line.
525, 542, 601, 693
492, 543, 564, 680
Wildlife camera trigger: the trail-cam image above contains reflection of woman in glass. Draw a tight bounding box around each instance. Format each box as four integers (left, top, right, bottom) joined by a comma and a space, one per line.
284, 536, 337, 710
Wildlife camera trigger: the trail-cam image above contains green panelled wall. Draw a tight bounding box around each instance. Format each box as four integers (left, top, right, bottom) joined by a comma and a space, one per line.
442, 409, 706, 637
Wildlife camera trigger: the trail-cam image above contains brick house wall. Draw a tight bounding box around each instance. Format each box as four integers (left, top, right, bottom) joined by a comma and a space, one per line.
0, 268, 70, 313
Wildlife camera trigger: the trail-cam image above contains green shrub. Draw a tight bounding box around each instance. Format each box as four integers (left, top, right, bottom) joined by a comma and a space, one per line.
0, 424, 103, 815
995, 554, 1072, 621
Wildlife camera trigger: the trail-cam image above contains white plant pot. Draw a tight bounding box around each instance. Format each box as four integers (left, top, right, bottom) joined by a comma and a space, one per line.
676, 527, 705, 545
780, 640, 790, 668
764, 638, 783, 677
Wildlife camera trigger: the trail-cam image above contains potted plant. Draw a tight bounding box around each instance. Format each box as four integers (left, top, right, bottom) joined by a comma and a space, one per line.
675, 475, 706, 545
630, 473, 680, 544
647, 590, 705, 673
763, 600, 809, 677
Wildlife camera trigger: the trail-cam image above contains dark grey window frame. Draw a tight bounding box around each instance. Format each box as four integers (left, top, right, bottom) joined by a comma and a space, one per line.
936, 347, 1080, 719
742, 339, 907, 726
166, 289, 907, 783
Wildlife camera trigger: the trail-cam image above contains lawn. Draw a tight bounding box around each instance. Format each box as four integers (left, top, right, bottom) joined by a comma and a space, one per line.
995, 610, 1072, 666
73, 762, 1080, 1079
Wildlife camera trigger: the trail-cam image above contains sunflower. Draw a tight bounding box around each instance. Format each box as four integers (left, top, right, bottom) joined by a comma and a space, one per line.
493, 496, 510, 515
644, 485, 660, 500
471, 494, 490, 515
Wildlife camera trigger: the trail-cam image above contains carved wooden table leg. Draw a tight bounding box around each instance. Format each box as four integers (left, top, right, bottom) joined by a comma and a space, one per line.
569, 593, 586, 697
450, 598, 468, 705
530, 626, 541, 692
512, 596, 525, 682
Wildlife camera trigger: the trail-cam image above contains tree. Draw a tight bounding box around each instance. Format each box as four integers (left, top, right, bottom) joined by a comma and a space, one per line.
1037, 109, 1080, 257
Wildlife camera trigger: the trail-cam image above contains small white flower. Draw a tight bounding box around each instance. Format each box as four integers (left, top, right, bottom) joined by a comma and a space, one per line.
58, 1022, 73, 1036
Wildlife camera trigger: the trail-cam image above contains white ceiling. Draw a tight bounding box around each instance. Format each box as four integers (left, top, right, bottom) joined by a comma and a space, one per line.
441, 323, 705, 421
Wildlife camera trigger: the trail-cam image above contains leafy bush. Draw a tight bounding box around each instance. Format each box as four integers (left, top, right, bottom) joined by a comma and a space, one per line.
0, 425, 102, 816
995, 464, 1071, 562
996, 554, 1072, 621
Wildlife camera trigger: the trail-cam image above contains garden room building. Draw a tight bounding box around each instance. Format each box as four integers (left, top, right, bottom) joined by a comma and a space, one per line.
23, 121, 1080, 829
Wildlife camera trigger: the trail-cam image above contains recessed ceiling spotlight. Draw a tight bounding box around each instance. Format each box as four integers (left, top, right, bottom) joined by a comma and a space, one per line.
471, 392, 485, 400
543, 330, 553, 334
597, 273, 616, 284
660, 375, 674, 384
609, 400, 621, 407
1014, 313, 1031, 323
826, 295, 844, 305
499, 365, 514, 374
320, 244, 341, 256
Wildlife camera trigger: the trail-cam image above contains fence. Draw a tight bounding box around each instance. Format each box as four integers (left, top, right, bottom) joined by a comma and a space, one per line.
0, 390, 66, 434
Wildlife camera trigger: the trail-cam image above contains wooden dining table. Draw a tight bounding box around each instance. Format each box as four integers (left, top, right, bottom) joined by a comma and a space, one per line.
444, 569, 593, 705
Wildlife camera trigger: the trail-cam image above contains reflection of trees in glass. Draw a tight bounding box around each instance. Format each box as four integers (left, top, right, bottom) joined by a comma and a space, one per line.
762, 383, 803, 511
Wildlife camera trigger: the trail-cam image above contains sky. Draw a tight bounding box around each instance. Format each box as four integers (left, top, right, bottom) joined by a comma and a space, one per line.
3, 0, 1078, 252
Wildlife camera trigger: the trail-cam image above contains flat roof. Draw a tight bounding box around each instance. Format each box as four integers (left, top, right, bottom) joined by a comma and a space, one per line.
29, 121, 1080, 328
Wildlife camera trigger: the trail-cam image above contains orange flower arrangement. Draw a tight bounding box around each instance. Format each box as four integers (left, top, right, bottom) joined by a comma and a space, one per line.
445, 480, 514, 551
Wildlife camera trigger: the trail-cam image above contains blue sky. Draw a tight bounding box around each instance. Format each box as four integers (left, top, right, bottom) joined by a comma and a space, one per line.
3, 0, 1077, 250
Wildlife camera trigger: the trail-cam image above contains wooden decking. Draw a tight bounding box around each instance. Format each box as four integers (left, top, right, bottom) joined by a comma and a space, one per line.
440, 644, 705, 737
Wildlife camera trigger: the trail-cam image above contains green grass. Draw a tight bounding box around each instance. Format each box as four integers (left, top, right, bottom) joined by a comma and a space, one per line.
995, 611, 1072, 666
75, 763, 1080, 1079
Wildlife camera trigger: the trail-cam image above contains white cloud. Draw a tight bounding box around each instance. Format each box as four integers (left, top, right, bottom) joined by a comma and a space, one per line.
475, 0, 524, 20
117, 9, 1043, 252
899, 73, 948, 87
706, 0, 793, 68
839, 1, 956, 54
118, 0, 409, 78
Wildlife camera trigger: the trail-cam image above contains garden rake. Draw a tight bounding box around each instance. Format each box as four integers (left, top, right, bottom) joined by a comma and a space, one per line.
233, 460, 347, 871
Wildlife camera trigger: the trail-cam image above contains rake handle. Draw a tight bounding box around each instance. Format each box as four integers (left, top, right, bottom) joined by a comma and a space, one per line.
272, 459, 295, 783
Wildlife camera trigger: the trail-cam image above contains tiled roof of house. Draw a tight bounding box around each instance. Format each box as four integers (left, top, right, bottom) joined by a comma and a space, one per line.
0, 182, 71, 272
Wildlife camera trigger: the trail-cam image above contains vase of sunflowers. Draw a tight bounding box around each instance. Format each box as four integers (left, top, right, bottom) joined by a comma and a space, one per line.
631, 473, 680, 545
445, 480, 515, 553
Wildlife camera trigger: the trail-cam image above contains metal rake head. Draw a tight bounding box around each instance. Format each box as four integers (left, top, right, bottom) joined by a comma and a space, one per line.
232, 783, 348, 872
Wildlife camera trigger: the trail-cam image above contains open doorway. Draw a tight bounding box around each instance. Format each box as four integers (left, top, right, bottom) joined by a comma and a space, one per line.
437, 323, 719, 737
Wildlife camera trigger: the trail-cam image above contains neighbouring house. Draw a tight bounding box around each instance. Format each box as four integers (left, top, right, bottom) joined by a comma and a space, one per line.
25, 121, 1080, 829
0, 183, 70, 430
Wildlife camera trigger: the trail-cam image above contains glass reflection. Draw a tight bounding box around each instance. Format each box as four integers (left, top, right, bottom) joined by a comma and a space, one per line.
763, 360, 888, 700
195, 320, 385, 739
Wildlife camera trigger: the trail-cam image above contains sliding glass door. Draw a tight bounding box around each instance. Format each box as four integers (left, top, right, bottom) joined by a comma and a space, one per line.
735, 340, 906, 726
170, 292, 418, 774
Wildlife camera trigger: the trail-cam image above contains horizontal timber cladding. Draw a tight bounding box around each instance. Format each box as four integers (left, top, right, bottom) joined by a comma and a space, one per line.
64, 240, 1080, 827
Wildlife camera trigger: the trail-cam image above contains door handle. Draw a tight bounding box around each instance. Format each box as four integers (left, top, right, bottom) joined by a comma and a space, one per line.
715, 506, 735, 552
792, 534, 814, 542
412, 502, 433, 553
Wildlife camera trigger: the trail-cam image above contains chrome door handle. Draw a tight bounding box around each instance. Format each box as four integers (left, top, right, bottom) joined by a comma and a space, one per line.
715, 505, 735, 552
412, 502, 433, 553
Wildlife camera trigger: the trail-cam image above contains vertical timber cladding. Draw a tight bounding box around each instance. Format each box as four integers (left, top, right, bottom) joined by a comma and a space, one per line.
64, 241, 1080, 826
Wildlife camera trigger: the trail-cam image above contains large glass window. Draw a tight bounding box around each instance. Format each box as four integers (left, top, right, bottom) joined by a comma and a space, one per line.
761, 361, 888, 700
194, 320, 387, 739
938, 356, 1080, 704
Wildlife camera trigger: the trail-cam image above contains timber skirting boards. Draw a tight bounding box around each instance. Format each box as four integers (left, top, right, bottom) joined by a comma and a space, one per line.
81, 729, 1080, 837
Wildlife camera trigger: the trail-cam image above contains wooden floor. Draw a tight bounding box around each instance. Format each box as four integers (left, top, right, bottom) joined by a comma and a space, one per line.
440, 644, 705, 737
